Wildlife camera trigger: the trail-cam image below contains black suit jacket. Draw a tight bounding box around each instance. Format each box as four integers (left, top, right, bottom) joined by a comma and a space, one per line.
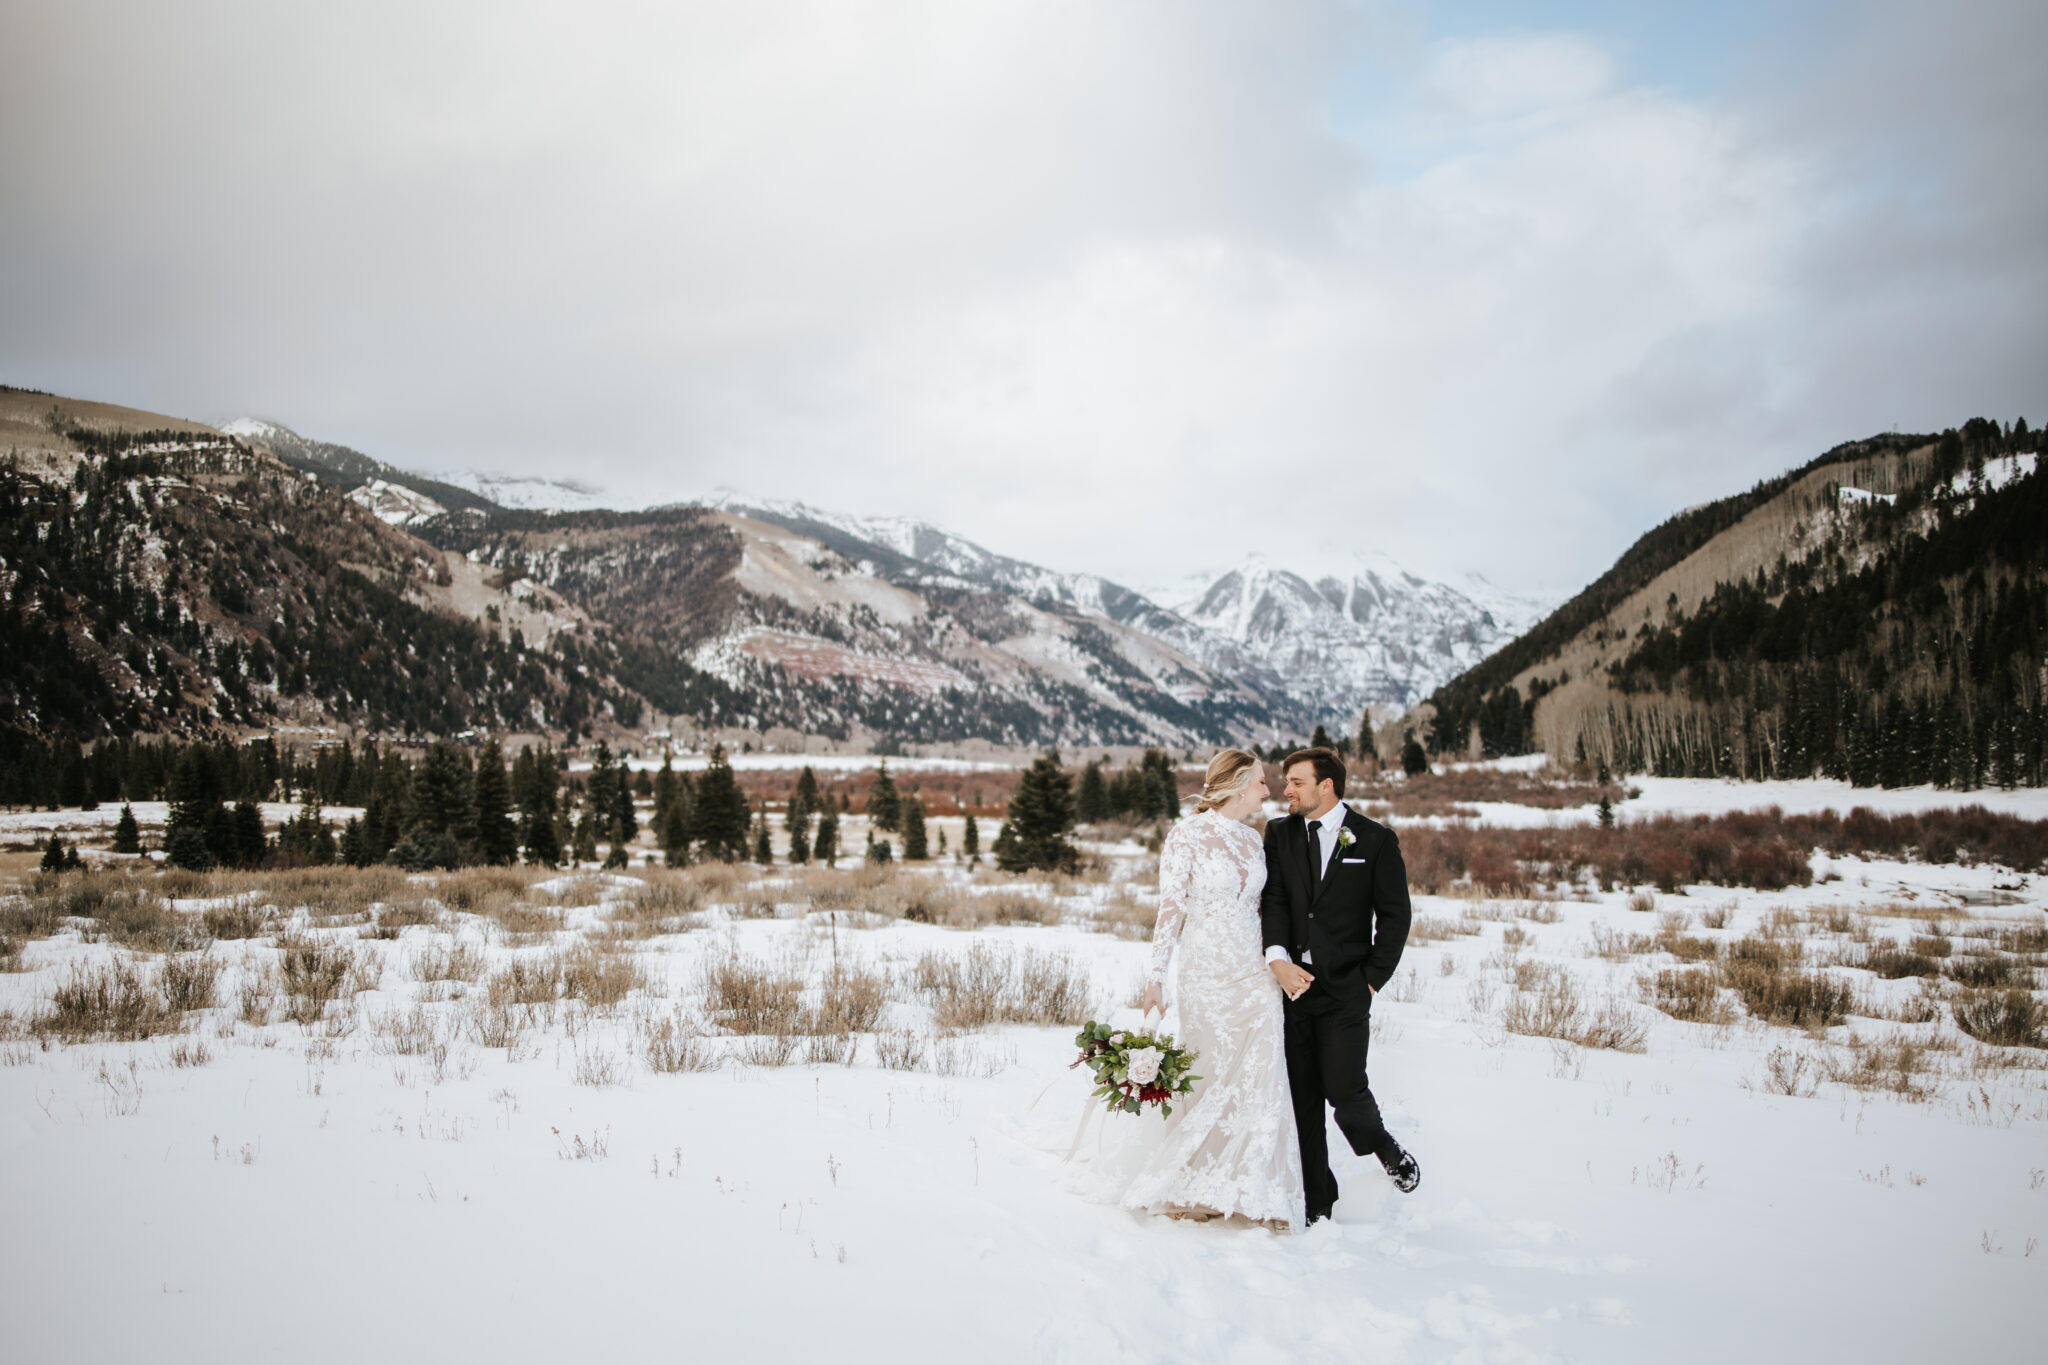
1260, 805, 1412, 1006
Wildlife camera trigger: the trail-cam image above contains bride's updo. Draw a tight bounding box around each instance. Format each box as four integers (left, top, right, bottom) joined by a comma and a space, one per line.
1194, 748, 1261, 813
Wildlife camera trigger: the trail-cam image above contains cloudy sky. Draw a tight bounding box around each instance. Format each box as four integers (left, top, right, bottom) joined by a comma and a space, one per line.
3, 0, 2042, 599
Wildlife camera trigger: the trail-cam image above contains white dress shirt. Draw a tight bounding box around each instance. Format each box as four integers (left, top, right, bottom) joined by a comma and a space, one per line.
1266, 800, 1347, 965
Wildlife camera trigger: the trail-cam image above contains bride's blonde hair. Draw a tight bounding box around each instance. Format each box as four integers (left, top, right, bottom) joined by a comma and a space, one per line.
1194, 749, 1262, 813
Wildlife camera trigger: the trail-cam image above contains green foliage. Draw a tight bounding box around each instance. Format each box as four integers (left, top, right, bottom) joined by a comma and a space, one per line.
472, 740, 518, 865
961, 812, 979, 862
689, 744, 750, 863
995, 754, 1077, 873
813, 805, 840, 867
111, 804, 141, 854
1076, 761, 1109, 823
901, 798, 928, 860
866, 762, 901, 832
1400, 736, 1429, 776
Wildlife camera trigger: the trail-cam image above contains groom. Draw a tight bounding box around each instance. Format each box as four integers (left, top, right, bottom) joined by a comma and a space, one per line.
1261, 746, 1419, 1223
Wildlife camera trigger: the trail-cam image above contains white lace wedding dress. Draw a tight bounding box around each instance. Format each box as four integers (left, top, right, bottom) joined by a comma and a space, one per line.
1111, 810, 1303, 1230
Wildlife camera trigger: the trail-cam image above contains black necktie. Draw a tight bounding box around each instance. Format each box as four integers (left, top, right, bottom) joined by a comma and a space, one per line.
1305, 819, 1321, 882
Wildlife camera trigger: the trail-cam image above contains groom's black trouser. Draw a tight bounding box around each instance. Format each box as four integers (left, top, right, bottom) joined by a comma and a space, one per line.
1285, 994, 1391, 1217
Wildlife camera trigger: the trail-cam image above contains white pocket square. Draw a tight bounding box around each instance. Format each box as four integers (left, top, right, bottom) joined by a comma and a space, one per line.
1341, 857, 1367, 864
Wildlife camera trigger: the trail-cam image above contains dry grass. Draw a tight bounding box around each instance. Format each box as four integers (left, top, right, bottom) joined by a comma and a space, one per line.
640, 1008, 719, 1073
1952, 990, 2046, 1049
559, 941, 647, 1011
487, 956, 564, 1007
1720, 933, 1859, 1029
408, 942, 486, 984
1408, 913, 1484, 945
38, 961, 180, 1041
1640, 967, 1734, 1024
202, 899, 273, 940
911, 944, 1095, 1031
160, 951, 219, 1012
277, 933, 360, 1025
701, 951, 804, 1035
1501, 964, 1649, 1051
814, 965, 891, 1034
0, 934, 22, 972
604, 876, 704, 938
1092, 885, 1157, 940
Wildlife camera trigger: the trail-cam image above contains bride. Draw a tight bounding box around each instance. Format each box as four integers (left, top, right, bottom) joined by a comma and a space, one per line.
1114, 748, 1303, 1231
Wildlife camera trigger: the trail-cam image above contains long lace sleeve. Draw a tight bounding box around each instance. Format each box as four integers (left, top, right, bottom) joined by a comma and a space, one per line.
1148, 823, 1194, 984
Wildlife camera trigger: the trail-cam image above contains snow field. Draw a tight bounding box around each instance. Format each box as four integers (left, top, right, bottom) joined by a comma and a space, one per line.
2, 811, 2045, 1362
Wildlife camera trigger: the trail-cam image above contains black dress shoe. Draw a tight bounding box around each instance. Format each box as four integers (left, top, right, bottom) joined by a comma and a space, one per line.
1380, 1145, 1421, 1193
1304, 1206, 1331, 1226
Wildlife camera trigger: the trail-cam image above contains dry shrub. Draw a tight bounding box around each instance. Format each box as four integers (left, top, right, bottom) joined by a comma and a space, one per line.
559, 942, 647, 1011
463, 996, 524, 1050
1626, 889, 1658, 914
535, 875, 611, 910
1658, 929, 1721, 963
160, 952, 219, 1012
370, 1004, 445, 1057
1408, 914, 1482, 945
782, 864, 893, 914
408, 942, 486, 983
272, 866, 404, 924
1699, 902, 1734, 930
364, 897, 443, 938
277, 933, 357, 1024
726, 884, 787, 919
1827, 1036, 1940, 1099
874, 1028, 928, 1070
1863, 943, 1942, 979
202, 899, 273, 940
1945, 953, 2016, 989
0, 891, 63, 941
735, 1033, 800, 1067
815, 965, 891, 1034
480, 900, 562, 944
39, 961, 179, 1040
52, 876, 195, 952
165, 1037, 212, 1067
1502, 964, 1648, 1050
1401, 811, 1816, 896
573, 1043, 625, 1086
1953, 990, 2045, 1048
641, 1008, 718, 1073
433, 866, 540, 911
918, 889, 1060, 930
606, 877, 704, 938
488, 956, 563, 1007
0, 935, 23, 972
1761, 1045, 1821, 1096
1641, 968, 1733, 1024
1589, 925, 1656, 961
237, 959, 277, 1025
1721, 935, 1858, 1030
701, 952, 803, 1035
912, 944, 1094, 1030
1516, 901, 1563, 925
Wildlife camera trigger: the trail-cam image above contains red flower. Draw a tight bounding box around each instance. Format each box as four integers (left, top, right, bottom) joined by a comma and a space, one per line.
1138, 1085, 1172, 1105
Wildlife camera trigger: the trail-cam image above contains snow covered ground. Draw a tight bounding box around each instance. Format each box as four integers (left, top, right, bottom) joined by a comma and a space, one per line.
2, 783, 2044, 1363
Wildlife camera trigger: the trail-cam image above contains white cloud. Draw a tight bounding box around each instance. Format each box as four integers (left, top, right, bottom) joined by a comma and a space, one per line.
0, 0, 2041, 599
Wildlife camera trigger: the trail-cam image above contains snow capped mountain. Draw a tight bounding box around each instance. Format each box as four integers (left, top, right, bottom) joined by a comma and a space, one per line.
705, 493, 1549, 730
1160, 554, 1556, 720
347, 478, 445, 527
441, 471, 611, 513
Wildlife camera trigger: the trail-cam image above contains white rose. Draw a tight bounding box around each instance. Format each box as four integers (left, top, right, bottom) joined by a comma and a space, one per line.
1125, 1046, 1164, 1086
1109, 1033, 1125, 1046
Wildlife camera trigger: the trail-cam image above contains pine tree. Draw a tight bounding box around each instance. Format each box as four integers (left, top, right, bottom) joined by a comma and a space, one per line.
792, 766, 821, 824
652, 752, 679, 832
40, 834, 68, 873
338, 817, 368, 867
661, 800, 690, 866
785, 788, 813, 865
231, 799, 266, 868
1401, 736, 1429, 776
1597, 793, 1615, 829
814, 805, 840, 867
163, 748, 220, 871
571, 810, 599, 864
472, 739, 517, 865
901, 798, 928, 860
867, 834, 893, 864
753, 806, 774, 865
962, 812, 979, 863
111, 803, 141, 854
866, 762, 901, 832
1076, 761, 1109, 824
1310, 724, 1332, 750
515, 744, 562, 867
690, 744, 751, 862
995, 754, 1077, 872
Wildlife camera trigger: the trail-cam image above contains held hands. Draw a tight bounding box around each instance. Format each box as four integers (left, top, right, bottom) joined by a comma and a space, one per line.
1269, 960, 1314, 1001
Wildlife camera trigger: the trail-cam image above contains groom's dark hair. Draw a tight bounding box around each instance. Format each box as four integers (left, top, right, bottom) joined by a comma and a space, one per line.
1283, 746, 1346, 798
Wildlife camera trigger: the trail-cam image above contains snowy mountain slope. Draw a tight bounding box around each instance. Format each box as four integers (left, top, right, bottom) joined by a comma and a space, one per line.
441, 470, 611, 513
1161, 554, 1556, 720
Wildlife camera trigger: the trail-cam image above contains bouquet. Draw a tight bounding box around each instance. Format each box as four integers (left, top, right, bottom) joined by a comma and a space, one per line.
1071, 1020, 1199, 1117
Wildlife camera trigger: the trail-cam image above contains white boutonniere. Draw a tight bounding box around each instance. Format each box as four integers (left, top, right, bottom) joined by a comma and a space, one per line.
1336, 827, 1356, 851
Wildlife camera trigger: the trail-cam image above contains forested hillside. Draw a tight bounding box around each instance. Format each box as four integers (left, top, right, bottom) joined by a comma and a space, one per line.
1422, 418, 2047, 787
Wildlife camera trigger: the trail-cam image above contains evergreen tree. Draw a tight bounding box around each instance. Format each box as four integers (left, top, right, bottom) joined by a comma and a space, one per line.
1076, 761, 1110, 824
937, 828, 947, 857
867, 834, 893, 865
1400, 736, 1429, 776
792, 766, 821, 824
785, 789, 813, 865
1597, 793, 1615, 829
472, 740, 518, 865
409, 740, 474, 842
866, 762, 901, 832
40, 834, 69, 873
163, 748, 221, 871
962, 812, 979, 863
995, 754, 1078, 873
571, 809, 599, 864
901, 798, 928, 860
753, 806, 774, 865
652, 752, 679, 832
661, 800, 690, 866
514, 744, 562, 868
338, 817, 369, 867
1310, 724, 1332, 750
814, 805, 840, 867
231, 799, 267, 868
690, 744, 751, 862
1142, 749, 1180, 821
111, 803, 141, 854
